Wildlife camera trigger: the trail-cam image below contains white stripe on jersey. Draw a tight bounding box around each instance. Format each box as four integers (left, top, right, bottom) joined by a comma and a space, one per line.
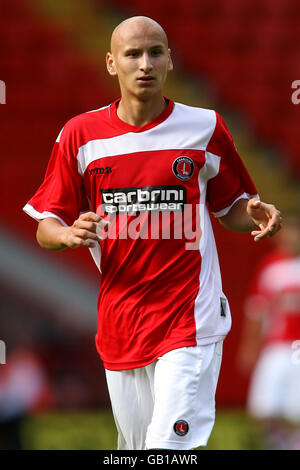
193, 154, 232, 344
76, 103, 217, 175
86, 104, 110, 114
56, 128, 64, 143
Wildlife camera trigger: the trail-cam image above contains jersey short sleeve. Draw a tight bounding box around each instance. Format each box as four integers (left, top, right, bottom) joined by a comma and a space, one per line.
206, 112, 258, 217
23, 124, 89, 226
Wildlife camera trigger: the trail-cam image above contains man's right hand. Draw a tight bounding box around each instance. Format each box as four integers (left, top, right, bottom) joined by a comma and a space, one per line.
63, 212, 104, 249
36, 212, 109, 251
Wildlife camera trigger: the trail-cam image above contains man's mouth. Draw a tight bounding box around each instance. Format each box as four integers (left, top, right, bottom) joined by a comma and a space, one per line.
137, 76, 155, 82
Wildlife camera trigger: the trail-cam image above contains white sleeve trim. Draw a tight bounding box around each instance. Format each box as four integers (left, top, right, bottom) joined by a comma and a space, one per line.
23, 203, 68, 226
212, 193, 260, 218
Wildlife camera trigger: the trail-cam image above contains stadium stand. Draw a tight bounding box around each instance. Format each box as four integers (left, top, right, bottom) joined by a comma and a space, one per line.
110, 0, 300, 175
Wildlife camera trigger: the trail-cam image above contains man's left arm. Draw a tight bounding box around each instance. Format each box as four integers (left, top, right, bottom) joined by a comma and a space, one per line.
218, 198, 282, 241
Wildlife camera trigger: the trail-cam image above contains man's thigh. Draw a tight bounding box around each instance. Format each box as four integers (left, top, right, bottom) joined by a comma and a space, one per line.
145, 341, 223, 450
105, 363, 155, 450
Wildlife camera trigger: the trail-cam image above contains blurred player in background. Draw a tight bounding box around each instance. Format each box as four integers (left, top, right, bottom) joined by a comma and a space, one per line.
238, 214, 300, 449
23, 16, 282, 450
0, 329, 51, 450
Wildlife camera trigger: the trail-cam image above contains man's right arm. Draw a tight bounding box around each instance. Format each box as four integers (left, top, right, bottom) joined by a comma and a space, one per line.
36, 212, 102, 251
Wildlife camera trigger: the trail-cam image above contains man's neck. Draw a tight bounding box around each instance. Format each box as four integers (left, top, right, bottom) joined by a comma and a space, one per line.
116, 94, 167, 127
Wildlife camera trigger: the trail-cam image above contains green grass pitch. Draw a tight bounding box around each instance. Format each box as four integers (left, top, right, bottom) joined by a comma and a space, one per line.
21, 409, 265, 450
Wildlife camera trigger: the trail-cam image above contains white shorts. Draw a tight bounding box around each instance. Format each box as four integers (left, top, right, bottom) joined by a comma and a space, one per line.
247, 342, 300, 424
105, 341, 223, 450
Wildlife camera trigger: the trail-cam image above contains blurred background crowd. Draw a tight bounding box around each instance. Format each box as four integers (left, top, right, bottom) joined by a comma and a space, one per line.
0, 0, 299, 450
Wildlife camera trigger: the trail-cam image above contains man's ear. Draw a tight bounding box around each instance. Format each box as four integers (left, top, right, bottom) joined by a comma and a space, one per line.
106, 52, 117, 76
167, 49, 173, 72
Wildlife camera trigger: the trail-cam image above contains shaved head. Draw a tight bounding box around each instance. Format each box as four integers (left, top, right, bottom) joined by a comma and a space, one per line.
110, 16, 168, 55
106, 15, 172, 108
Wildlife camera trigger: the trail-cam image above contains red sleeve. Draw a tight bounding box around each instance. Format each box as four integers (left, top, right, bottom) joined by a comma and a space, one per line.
206, 112, 258, 217
23, 124, 89, 226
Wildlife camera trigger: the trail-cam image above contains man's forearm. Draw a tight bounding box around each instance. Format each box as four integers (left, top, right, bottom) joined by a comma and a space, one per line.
36, 218, 69, 250
36, 212, 102, 250
218, 199, 257, 233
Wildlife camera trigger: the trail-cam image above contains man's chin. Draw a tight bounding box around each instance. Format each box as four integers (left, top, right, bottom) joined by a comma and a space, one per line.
134, 86, 161, 101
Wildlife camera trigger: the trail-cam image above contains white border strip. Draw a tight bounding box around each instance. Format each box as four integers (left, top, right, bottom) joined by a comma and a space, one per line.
23, 203, 68, 226
212, 193, 260, 218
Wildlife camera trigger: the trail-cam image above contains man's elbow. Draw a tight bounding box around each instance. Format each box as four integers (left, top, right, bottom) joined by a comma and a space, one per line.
36, 224, 47, 249
217, 215, 234, 231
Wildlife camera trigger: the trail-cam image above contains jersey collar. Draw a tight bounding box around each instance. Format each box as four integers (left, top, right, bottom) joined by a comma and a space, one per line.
109, 97, 174, 133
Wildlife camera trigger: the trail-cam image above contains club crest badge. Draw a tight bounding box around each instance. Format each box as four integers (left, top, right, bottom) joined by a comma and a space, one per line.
173, 420, 189, 436
172, 156, 194, 181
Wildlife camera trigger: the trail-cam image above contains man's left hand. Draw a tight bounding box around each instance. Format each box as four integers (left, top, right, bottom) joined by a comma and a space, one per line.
247, 198, 282, 242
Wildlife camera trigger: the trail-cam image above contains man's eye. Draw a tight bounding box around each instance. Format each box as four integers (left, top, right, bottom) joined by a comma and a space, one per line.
151, 49, 163, 56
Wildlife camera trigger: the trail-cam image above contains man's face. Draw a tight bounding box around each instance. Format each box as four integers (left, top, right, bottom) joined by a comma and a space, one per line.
106, 20, 173, 100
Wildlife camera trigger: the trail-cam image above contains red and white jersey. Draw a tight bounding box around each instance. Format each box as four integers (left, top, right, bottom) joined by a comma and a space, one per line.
245, 251, 300, 345
23, 98, 258, 370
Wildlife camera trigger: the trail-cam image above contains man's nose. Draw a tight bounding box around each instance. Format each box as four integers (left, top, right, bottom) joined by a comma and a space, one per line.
140, 53, 153, 72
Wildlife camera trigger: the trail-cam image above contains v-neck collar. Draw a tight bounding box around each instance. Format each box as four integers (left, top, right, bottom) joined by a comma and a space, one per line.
109, 97, 174, 133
